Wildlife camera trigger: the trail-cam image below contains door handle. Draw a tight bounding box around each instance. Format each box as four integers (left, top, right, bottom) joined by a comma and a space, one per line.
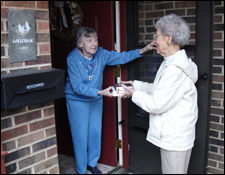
118, 120, 128, 126
199, 72, 208, 81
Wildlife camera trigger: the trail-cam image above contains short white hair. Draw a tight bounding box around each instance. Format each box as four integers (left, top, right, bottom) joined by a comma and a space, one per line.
155, 13, 190, 46
75, 27, 98, 49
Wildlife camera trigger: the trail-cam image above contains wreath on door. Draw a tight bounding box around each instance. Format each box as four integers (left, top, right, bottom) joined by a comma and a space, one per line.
49, 1, 83, 42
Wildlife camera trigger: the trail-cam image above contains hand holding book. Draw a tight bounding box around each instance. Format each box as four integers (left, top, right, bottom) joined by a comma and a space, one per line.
111, 81, 135, 98
98, 86, 113, 97
119, 83, 135, 99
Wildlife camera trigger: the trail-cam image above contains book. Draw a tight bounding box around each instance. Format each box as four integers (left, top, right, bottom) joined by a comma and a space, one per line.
112, 87, 126, 96
112, 83, 133, 97
113, 83, 133, 91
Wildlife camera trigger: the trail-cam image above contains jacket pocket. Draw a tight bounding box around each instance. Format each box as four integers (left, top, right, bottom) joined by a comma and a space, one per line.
148, 115, 164, 140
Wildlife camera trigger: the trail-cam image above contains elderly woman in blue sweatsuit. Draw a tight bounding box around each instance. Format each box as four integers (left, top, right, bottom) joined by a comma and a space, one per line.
65, 26, 155, 174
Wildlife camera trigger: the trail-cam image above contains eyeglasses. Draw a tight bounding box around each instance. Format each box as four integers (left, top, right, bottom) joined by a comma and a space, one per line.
153, 33, 162, 39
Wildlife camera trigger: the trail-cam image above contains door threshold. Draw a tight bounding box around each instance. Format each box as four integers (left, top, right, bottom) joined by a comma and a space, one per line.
108, 166, 133, 174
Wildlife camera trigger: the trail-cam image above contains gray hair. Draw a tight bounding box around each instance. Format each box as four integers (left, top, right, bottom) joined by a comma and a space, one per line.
155, 14, 190, 46
75, 27, 98, 49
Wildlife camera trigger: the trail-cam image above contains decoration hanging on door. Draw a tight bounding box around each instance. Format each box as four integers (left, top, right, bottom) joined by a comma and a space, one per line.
49, 1, 83, 42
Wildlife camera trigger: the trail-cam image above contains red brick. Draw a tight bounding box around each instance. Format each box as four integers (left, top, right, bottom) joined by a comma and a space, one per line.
39, 43, 51, 54
214, 33, 222, 40
213, 50, 222, 57
25, 55, 51, 66
212, 91, 224, 99
44, 107, 54, 117
207, 167, 224, 174
30, 117, 55, 132
214, 16, 222, 22
155, 3, 173, 10
47, 147, 57, 157
1, 34, 8, 44
40, 65, 52, 70
145, 4, 153, 11
15, 110, 42, 125
34, 157, 58, 173
166, 9, 186, 16
1, 58, 9, 69
1, 58, 24, 69
36, 33, 50, 42
49, 165, 59, 174
211, 99, 221, 107
46, 127, 56, 137
208, 160, 217, 167
1, 125, 28, 141
208, 152, 224, 162
190, 33, 195, 40
211, 108, 224, 117
35, 11, 49, 20
1, 21, 4, 31
213, 75, 224, 82
214, 41, 224, 48
1, 8, 7, 18
189, 25, 196, 32
146, 11, 164, 18
175, 1, 196, 8
218, 162, 224, 169
5, 1, 35, 8
17, 131, 44, 147
37, 22, 49, 31
37, 1, 49, 9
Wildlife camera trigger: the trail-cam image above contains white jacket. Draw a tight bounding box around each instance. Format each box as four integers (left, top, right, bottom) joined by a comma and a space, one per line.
132, 49, 198, 151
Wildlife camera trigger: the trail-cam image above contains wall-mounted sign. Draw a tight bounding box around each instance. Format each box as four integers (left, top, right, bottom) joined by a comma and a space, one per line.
8, 9, 36, 63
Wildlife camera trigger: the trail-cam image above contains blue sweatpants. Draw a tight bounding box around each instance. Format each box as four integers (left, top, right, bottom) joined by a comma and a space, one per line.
66, 97, 103, 174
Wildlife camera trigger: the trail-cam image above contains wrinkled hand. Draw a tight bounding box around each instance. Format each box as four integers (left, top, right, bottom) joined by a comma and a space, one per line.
146, 40, 157, 51
139, 41, 157, 55
119, 84, 134, 99
99, 86, 113, 97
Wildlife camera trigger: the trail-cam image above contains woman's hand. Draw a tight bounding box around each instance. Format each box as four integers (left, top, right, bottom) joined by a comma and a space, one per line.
119, 84, 135, 99
98, 86, 113, 97
139, 41, 157, 55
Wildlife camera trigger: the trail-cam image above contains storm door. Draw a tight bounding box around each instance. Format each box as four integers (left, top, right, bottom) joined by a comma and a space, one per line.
125, 1, 213, 174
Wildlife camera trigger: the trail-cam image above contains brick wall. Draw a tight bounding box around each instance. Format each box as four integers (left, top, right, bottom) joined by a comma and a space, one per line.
208, 1, 224, 174
1, 1, 59, 174
138, 1, 224, 174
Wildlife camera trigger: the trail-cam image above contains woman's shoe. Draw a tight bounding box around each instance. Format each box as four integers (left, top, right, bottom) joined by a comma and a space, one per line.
87, 165, 102, 174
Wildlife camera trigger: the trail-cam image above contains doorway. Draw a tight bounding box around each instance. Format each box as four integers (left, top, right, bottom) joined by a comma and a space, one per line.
125, 1, 213, 174
50, 1, 118, 168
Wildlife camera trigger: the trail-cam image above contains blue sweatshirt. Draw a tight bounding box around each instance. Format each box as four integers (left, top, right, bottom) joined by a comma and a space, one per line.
65, 47, 142, 101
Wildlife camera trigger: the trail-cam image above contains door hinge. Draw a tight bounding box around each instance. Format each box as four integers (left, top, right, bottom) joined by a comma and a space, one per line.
113, 66, 120, 77
115, 139, 122, 149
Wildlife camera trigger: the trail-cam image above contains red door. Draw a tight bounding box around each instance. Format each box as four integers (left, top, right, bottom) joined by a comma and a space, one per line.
78, 1, 117, 166
51, 1, 117, 166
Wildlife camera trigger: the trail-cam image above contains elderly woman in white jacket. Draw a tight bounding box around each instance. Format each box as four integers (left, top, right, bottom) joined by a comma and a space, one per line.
120, 13, 198, 174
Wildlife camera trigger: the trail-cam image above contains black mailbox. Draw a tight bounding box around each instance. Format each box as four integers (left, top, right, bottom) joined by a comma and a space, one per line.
1, 68, 65, 110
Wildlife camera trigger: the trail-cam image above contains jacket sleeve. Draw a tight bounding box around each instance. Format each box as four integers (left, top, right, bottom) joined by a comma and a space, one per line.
102, 49, 142, 65
132, 65, 185, 114
67, 54, 99, 97
134, 80, 153, 94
